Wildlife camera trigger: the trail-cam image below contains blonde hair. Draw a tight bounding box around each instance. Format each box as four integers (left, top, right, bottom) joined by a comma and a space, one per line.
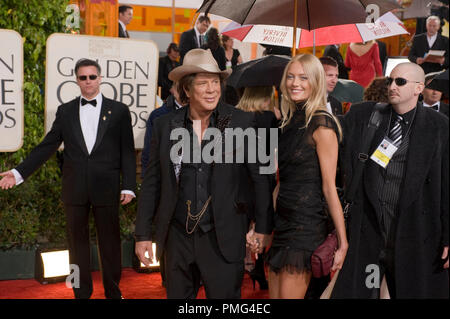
280, 54, 342, 141
236, 86, 274, 112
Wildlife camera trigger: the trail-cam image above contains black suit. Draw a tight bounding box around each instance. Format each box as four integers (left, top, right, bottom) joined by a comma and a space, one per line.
16, 95, 136, 298
440, 102, 449, 118
377, 40, 387, 73
158, 56, 180, 100
118, 23, 129, 38
332, 102, 449, 298
135, 102, 274, 298
328, 95, 343, 117
408, 33, 449, 74
323, 45, 349, 79
179, 28, 200, 63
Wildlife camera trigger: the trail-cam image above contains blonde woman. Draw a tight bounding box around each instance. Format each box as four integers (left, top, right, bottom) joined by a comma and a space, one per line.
265, 54, 348, 299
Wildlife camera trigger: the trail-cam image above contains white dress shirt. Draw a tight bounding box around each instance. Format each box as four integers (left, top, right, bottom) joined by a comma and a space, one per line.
13, 93, 135, 198
325, 94, 333, 114
194, 27, 204, 48
427, 33, 437, 49
119, 20, 127, 33
80, 93, 102, 154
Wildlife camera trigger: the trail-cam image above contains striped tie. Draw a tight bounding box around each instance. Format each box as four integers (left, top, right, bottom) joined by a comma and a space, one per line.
389, 114, 403, 147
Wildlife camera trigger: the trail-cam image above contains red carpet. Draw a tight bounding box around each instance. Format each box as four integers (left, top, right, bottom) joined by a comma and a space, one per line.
0, 268, 269, 299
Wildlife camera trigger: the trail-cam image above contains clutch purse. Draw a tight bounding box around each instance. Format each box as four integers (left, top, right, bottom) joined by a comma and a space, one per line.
311, 230, 337, 278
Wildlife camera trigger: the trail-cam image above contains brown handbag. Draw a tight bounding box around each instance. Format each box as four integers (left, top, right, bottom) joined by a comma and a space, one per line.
311, 230, 338, 278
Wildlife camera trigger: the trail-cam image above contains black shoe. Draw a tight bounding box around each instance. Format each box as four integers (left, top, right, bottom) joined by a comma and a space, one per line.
249, 271, 268, 290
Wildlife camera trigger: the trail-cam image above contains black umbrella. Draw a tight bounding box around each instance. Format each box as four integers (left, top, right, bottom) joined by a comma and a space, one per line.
198, 0, 400, 30
226, 55, 291, 89
426, 69, 449, 96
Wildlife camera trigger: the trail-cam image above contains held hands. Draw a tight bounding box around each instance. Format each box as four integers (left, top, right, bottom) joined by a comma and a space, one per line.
135, 240, 155, 267
246, 224, 271, 257
120, 193, 134, 205
0, 171, 16, 190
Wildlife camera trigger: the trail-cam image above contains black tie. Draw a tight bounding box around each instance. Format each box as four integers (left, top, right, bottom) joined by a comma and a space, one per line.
199, 35, 203, 47
389, 114, 403, 147
431, 104, 439, 111
81, 98, 97, 106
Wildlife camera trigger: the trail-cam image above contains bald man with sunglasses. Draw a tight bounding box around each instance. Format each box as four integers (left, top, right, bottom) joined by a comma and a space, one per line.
0, 59, 136, 299
332, 62, 449, 299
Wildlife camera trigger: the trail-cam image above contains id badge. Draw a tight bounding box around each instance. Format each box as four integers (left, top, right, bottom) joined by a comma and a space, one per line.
370, 138, 398, 168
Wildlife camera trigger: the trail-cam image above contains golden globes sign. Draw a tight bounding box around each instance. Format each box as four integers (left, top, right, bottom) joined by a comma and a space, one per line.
0, 29, 23, 152
45, 34, 158, 149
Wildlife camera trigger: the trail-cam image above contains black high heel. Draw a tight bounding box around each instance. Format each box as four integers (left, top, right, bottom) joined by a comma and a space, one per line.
250, 271, 268, 290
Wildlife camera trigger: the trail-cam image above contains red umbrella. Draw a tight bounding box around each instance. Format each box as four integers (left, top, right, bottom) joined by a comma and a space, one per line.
222, 15, 408, 49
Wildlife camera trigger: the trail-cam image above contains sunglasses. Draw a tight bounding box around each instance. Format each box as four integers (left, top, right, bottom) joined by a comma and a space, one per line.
386, 77, 421, 86
78, 75, 98, 81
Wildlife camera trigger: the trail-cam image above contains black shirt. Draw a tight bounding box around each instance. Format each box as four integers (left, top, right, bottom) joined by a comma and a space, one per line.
172, 108, 218, 233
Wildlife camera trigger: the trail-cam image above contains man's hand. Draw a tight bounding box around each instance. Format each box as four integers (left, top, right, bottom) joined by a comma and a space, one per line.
247, 231, 271, 256
416, 57, 424, 65
0, 171, 16, 190
120, 193, 134, 205
442, 246, 449, 269
135, 240, 154, 267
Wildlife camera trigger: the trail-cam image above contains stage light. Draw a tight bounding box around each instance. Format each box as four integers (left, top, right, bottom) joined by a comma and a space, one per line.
35, 248, 71, 284
133, 242, 160, 273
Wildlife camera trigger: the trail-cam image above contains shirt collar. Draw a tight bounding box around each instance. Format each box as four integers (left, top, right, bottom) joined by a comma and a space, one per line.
392, 105, 415, 124
119, 20, 126, 31
80, 93, 102, 107
186, 105, 218, 127
423, 101, 440, 108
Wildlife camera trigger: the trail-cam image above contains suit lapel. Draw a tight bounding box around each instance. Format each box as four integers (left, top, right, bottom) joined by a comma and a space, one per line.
399, 105, 435, 211
169, 107, 187, 187
70, 97, 89, 155
91, 95, 112, 154
422, 34, 430, 51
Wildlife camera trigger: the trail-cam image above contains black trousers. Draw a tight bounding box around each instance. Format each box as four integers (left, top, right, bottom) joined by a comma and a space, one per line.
64, 204, 122, 299
164, 223, 244, 299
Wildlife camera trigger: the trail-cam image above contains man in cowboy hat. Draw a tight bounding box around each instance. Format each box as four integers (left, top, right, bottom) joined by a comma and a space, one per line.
134, 49, 274, 298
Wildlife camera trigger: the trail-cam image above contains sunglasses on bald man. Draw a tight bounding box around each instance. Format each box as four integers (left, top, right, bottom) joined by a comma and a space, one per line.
386, 77, 421, 87
78, 75, 99, 81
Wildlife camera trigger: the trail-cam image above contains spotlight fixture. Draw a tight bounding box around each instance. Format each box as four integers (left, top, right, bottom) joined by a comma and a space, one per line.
35, 248, 70, 284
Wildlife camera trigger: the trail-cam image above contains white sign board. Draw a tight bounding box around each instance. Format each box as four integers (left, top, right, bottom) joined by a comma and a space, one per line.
0, 29, 23, 152
45, 33, 159, 149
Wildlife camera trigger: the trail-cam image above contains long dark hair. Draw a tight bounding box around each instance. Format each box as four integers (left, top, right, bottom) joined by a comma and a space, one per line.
206, 27, 221, 50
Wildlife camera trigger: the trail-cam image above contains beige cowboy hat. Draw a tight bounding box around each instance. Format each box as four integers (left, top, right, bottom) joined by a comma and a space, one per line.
169, 48, 232, 82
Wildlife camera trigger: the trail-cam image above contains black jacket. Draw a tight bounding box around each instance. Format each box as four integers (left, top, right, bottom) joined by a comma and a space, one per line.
135, 102, 274, 263
179, 28, 199, 63
323, 45, 349, 79
16, 96, 136, 206
408, 33, 449, 74
332, 102, 449, 298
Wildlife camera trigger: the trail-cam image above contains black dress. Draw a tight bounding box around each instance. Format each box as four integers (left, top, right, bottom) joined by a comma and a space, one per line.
266, 105, 339, 274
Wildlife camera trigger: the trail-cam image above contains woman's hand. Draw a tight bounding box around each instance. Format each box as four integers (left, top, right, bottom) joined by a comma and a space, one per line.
331, 243, 348, 271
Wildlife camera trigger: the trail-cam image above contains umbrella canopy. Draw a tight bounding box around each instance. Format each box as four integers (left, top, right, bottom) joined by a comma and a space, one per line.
226, 55, 291, 88
222, 16, 408, 49
330, 79, 365, 103
426, 69, 449, 95
198, 0, 400, 31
